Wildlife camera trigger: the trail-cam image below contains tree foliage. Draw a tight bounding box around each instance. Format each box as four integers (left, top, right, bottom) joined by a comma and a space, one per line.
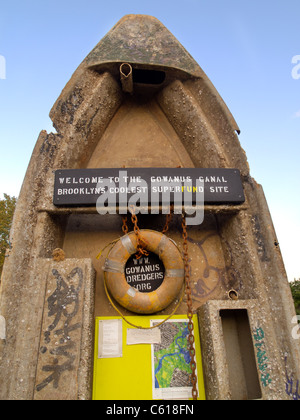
290, 278, 300, 316
0, 194, 17, 278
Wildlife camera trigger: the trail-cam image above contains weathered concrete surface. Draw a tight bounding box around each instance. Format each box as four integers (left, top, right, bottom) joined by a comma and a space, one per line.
85, 14, 204, 78
0, 14, 299, 400
198, 300, 288, 400
33, 259, 95, 400
0, 258, 95, 400
157, 79, 246, 171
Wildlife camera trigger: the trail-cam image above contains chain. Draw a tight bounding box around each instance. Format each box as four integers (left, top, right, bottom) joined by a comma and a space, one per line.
123, 206, 174, 236
129, 206, 149, 259
122, 216, 129, 235
120, 209, 198, 399
162, 205, 174, 234
182, 215, 198, 400
123, 206, 174, 258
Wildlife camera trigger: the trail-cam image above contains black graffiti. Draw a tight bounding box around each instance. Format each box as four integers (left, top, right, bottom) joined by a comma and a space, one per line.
47, 268, 83, 341
36, 343, 76, 392
36, 267, 83, 392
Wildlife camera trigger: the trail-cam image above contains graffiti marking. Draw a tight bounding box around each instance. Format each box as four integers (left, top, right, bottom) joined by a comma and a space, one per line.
36, 267, 83, 392
253, 326, 272, 388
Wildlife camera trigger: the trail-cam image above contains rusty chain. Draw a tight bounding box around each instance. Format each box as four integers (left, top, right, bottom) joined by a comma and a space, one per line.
182, 215, 198, 400
162, 205, 174, 234
123, 206, 174, 236
121, 208, 198, 399
121, 216, 129, 235
129, 206, 149, 259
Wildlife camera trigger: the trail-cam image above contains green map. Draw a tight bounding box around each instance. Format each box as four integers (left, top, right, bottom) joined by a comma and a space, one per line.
153, 321, 192, 390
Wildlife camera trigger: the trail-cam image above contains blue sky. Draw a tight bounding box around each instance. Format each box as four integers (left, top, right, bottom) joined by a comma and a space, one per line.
0, 0, 299, 281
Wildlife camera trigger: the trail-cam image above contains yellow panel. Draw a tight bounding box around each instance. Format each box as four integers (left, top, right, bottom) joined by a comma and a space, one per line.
93, 315, 206, 400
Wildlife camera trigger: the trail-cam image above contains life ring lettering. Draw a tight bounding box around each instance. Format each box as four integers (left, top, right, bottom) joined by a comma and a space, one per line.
103, 230, 184, 314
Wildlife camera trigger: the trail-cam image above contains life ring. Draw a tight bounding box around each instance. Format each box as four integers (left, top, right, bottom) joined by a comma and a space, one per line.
103, 230, 184, 314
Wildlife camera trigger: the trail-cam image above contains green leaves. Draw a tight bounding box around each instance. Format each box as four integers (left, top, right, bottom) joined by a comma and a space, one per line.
0, 194, 17, 277
290, 279, 300, 316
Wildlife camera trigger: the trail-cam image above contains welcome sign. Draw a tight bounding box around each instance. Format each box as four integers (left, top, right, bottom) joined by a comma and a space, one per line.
53, 168, 245, 207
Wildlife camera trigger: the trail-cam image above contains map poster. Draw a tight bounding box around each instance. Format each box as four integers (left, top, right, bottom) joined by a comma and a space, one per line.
151, 319, 199, 400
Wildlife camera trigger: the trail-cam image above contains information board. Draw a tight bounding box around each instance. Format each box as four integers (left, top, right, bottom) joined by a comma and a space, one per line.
93, 315, 206, 400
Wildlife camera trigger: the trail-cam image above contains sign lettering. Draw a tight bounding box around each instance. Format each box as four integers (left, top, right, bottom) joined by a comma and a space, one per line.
53, 168, 245, 207
125, 254, 165, 293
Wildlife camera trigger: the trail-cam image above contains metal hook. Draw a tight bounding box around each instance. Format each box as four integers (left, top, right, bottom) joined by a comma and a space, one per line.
120, 63, 133, 94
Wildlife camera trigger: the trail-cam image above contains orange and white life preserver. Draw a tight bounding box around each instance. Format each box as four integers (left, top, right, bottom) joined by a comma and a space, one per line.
103, 230, 184, 314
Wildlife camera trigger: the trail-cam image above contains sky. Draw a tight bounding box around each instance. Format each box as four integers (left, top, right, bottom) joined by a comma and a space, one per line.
0, 0, 299, 281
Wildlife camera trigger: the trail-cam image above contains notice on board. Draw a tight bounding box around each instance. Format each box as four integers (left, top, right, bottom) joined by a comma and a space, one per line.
127, 328, 161, 345
98, 319, 123, 358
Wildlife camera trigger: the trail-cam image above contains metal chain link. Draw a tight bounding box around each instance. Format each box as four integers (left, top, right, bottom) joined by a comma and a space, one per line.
182, 215, 198, 400
162, 205, 174, 234
130, 206, 149, 259
120, 208, 198, 399
122, 216, 129, 235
